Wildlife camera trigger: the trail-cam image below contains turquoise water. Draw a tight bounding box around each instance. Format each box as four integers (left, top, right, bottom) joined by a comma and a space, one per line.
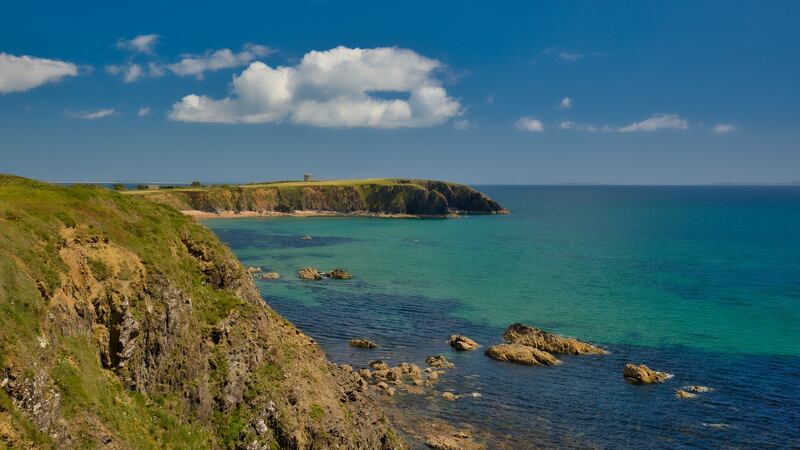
205, 186, 800, 448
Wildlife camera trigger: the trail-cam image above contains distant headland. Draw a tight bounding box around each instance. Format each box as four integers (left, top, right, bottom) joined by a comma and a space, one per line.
124, 178, 509, 218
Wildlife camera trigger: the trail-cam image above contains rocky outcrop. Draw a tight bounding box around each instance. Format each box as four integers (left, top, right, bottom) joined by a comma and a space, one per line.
425, 355, 454, 369
485, 344, 561, 366
298, 267, 323, 280
0, 176, 406, 449
324, 268, 352, 279
449, 334, 480, 351
623, 364, 671, 384
349, 338, 379, 349
259, 271, 280, 280
136, 179, 508, 217
502, 323, 607, 355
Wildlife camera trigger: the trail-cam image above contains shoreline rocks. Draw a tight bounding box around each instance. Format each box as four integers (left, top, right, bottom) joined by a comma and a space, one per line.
502, 323, 607, 355
449, 334, 480, 351
485, 343, 561, 366
623, 364, 671, 384
298, 267, 323, 280
324, 268, 352, 279
349, 338, 379, 349
426, 355, 454, 369
259, 271, 280, 280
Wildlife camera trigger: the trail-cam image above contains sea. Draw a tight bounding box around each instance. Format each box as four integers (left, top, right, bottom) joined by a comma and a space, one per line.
202, 186, 800, 449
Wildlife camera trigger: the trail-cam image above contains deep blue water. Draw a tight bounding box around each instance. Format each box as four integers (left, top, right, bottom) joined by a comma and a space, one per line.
204, 186, 800, 449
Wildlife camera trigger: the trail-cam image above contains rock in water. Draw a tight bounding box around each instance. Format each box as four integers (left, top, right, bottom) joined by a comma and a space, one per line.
623, 364, 671, 384
349, 338, 378, 349
485, 344, 561, 366
449, 334, 480, 351
324, 268, 352, 279
369, 360, 390, 371
441, 392, 458, 401
426, 355, 454, 369
259, 272, 280, 280
298, 267, 323, 280
502, 323, 607, 355
683, 385, 713, 393
675, 389, 697, 399
301, 235, 313, 240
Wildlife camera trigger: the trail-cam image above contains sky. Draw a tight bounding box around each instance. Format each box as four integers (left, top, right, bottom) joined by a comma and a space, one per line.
1, 0, 798, 185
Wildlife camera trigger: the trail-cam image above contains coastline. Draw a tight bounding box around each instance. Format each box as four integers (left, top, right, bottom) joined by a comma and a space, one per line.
181, 209, 509, 219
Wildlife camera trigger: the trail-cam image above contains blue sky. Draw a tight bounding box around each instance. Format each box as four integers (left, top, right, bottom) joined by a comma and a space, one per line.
1, 0, 798, 184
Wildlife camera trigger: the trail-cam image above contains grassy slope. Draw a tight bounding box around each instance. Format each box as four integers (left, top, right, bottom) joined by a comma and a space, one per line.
0, 175, 402, 449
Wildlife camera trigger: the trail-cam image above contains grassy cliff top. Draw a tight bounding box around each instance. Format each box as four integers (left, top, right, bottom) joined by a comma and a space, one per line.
124, 178, 466, 194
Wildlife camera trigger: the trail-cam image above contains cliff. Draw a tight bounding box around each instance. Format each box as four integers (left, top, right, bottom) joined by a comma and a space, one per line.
0, 175, 405, 449
128, 179, 507, 217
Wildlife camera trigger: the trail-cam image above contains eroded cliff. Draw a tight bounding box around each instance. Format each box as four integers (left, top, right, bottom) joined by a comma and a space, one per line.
131, 179, 507, 217
0, 176, 405, 449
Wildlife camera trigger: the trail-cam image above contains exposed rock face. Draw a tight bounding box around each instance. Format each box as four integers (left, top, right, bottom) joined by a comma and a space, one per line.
323, 268, 352, 279
349, 338, 379, 349
448, 334, 480, 351
425, 355, 454, 369
297, 267, 323, 280
485, 344, 561, 366
503, 323, 607, 355
0, 176, 406, 449
138, 179, 508, 217
623, 364, 671, 384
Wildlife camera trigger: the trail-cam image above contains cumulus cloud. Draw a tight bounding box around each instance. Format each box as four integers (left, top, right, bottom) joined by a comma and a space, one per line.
137, 107, 151, 116
711, 123, 736, 134
167, 44, 273, 78
117, 34, 160, 54
515, 117, 544, 132
68, 108, 117, 120
0, 52, 78, 93
618, 113, 689, 132
559, 97, 572, 109
169, 46, 462, 128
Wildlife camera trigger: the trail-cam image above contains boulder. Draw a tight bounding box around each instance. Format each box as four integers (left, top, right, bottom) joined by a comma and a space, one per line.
502, 323, 606, 355
357, 368, 372, 380
425, 435, 461, 450
425, 355, 454, 369
449, 334, 480, 351
349, 338, 378, 349
441, 392, 457, 401
301, 235, 313, 240
246, 266, 262, 274
298, 267, 323, 280
259, 272, 280, 280
484, 343, 560, 366
369, 360, 390, 371
323, 268, 352, 279
675, 389, 697, 399
623, 364, 670, 384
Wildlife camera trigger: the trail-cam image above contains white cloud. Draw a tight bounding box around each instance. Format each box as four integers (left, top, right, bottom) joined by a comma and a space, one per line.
515, 117, 544, 132
68, 108, 116, 120
116, 34, 160, 54
711, 123, 736, 134
618, 113, 689, 133
169, 46, 462, 128
167, 44, 273, 78
452, 119, 474, 130
558, 52, 583, 61
105, 63, 144, 82
559, 97, 572, 109
137, 107, 151, 116
0, 52, 78, 93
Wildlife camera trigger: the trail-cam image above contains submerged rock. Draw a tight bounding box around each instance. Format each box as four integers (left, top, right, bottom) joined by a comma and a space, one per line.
425, 355, 454, 369
449, 334, 480, 351
683, 385, 713, 393
259, 272, 280, 280
298, 267, 323, 280
485, 343, 561, 366
441, 392, 458, 401
675, 389, 697, 399
502, 323, 607, 355
301, 235, 313, 240
323, 268, 352, 279
349, 338, 378, 349
623, 364, 671, 384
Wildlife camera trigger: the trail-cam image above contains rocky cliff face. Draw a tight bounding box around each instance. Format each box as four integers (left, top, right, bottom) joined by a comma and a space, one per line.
0, 176, 405, 449
138, 179, 507, 216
